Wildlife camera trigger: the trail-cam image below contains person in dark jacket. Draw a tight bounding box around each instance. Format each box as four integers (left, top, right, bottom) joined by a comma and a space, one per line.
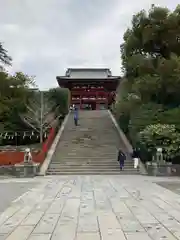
117, 149, 126, 170
74, 106, 78, 126
132, 148, 139, 158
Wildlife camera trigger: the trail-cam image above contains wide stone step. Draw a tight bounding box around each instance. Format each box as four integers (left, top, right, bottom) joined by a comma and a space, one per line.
49, 162, 133, 165
49, 166, 134, 170
48, 164, 134, 169
50, 164, 133, 168
49, 165, 134, 169
51, 156, 119, 160
51, 161, 132, 164
47, 167, 136, 172
49, 166, 133, 169
47, 167, 138, 171
51, 160, 132, 164
53, 154, 120, 157
46, 171, 139, 175
55, 150, 119, 153
56, 145, 119, 148
51, 156, 131, 159
50, 162, 133, 165
53, 154, 119, 157
56, 144, 119, 147
54, 151, 119, 155
51, 158, 132, 161
48, 168, 135, 173
60, 138, 119, 141
57, 149, 119, 152
52, 157, 120, 160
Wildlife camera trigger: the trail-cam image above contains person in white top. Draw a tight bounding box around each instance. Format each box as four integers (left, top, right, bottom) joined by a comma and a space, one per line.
132, 148, 139, 169
134, 157, 139, 169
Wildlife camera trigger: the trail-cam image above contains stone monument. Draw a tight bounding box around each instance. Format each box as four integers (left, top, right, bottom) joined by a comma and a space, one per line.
24, 148, 32, 164
14, 148, 40, 177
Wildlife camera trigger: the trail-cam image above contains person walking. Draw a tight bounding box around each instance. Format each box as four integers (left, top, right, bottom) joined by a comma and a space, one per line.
74, 106, 78, 126
117, 149, 126, 170
132, 147, 139, 169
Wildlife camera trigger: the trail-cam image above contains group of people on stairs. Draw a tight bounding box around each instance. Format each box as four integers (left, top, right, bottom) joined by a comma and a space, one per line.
117, 148, 139, 171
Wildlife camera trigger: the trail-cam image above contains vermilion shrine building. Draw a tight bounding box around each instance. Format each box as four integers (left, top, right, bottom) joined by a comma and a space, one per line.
57, 68, 120, 110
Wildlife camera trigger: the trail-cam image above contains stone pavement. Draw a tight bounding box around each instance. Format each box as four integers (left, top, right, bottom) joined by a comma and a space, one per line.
0, 179, 38, 214
1, 176, 180, 239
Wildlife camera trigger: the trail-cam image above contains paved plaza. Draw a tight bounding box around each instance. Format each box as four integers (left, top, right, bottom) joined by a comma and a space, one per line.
1, 176, 180, 239
0, 180, 38, 214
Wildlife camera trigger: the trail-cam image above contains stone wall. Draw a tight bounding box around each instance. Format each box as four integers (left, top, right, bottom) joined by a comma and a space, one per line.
0, 166, 15, 176
0, 163, 40, 178
146, 163, 180, 176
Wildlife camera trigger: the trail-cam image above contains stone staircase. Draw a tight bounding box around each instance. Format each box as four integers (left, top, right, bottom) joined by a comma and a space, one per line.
47, 110, 139, 175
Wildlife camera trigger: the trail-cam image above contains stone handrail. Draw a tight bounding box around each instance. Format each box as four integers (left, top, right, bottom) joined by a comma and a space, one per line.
39, 112, 70, 175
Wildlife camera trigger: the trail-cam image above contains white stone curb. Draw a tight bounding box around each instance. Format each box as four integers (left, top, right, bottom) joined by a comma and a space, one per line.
39, 113, 70, 176
108, 110, 133, 152
108, 110, 147, 175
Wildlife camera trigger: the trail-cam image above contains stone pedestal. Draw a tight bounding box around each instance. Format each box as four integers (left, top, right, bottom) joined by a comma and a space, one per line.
14, 162, 40, 178
146, 162, 172, 176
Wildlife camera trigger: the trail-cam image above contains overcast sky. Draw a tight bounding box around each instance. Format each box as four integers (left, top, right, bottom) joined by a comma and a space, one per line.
0, 0, 179, 89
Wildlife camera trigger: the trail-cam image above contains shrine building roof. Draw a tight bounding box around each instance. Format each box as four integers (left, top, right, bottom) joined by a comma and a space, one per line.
57, 68, 121, 82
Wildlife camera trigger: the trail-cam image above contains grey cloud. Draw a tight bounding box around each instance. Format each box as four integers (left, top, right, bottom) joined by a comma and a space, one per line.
0, 0, 180, 89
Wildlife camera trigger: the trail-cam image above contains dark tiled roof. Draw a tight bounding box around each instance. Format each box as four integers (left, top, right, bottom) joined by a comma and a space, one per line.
67, 68, 111, 78
57, 68, 120, 80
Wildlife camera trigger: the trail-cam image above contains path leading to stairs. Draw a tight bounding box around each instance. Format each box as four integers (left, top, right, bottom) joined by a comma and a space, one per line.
1, 175, 180, 239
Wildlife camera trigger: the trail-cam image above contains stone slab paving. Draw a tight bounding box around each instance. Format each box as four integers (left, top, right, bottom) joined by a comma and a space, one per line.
1, 176, 180, 239
0, 179, 38, 214
157, 181, 180, 195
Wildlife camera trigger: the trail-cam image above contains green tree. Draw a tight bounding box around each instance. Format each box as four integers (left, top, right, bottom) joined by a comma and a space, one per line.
119, 4, 180, 107
121, 4, 180, 75
0, 71, 35, 130
130, 54, 180, 106
114, 4, 180, 159
48, 87, 70, 116
0, 42, 12, 66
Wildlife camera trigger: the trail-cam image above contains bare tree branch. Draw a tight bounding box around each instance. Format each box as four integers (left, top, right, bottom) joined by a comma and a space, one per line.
20, 91, 56, 143
19, 114, 40, 132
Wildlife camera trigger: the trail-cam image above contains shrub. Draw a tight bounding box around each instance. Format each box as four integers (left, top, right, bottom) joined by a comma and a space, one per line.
129, 103, 180, 145
138, 124, 180, 160
159, 108, 180, 132
129, 103, 164, 144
